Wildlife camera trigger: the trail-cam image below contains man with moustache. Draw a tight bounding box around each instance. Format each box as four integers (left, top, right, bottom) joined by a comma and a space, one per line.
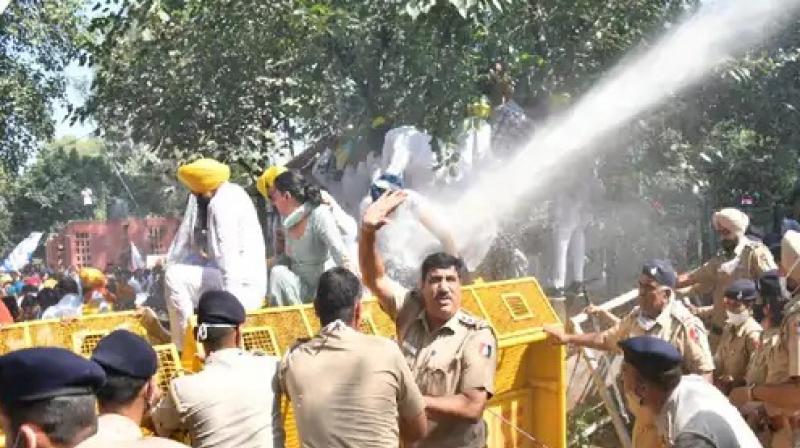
360, 190, 498, 448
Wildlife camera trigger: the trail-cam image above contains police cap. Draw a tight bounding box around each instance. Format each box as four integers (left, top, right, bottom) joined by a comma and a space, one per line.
619, 336, 682, 383
91, 330, 157, 379
0, 347, 106, 406
641, 259, 677, 288
197, 290, 245, 325
724, 278, 758, 303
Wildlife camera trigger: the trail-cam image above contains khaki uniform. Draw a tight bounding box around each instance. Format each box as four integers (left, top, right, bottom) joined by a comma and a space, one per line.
279, 322, 425, 447
385, 282, 498, 448
598, 299, 715, 448
763, 297, 800, 448
714, 317, 762, 386
76, 414, 186, 448
743, 327, 782, 447
688, 239, 775, 344
152, 348, 284, 448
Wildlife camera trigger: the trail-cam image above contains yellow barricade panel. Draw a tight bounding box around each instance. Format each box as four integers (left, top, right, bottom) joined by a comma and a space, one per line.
154, 344, 184, 393
241, 326, 281, 356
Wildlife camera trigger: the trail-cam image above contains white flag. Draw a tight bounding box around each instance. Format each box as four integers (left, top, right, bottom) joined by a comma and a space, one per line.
130, 242, 146, 271
2, 232, 43, 272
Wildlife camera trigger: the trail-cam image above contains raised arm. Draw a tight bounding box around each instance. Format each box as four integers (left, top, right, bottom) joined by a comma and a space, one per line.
359, 191, 407, 315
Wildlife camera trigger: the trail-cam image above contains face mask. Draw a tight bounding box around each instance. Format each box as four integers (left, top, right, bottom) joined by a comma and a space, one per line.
636, 314, 658, 331
726, 310, 749, 326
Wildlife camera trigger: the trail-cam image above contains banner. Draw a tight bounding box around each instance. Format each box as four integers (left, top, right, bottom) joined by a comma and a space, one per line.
2, 232, 44, 272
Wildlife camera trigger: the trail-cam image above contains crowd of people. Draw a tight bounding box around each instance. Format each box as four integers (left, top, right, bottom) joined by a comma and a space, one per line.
0, 265, 167, 324
2, 155, 800, 448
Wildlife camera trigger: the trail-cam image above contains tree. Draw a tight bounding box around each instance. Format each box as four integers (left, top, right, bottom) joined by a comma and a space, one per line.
0, 1, 89, 172
6, 136, 185, 249
80, 0, 697, 170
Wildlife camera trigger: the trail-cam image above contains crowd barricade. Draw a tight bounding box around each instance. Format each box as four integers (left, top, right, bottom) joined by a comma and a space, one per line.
180, 277, 566, 448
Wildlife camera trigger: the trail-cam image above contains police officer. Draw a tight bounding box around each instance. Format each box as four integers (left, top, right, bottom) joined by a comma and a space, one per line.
0, 347, 106, 448
713, 279, 762, 395
545, 259, 714, 448
280, 267, 427, 447
730, 231, 800, 448
677, 208, 776, 348
360, 191, 498, 448
152, 290, 284, 448
77, 330, 185, 448
620, 336, 760, 447
739, 272, 786, 447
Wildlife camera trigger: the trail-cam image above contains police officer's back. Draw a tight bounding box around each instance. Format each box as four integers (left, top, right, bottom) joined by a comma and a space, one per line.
152, 290, 284, 448
280, 267, 427, 447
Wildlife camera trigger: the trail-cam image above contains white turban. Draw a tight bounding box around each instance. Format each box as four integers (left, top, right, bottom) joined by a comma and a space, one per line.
712, 208, 749, 236
782, 230, 800, 282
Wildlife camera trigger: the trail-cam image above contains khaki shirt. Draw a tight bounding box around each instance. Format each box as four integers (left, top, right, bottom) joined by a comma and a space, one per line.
76, 414, 185, 448
152, 348, 284, 448
279, 322, 425, 448
384, 282, 498, 448
714, 317, 762, 385
688, 240, 776, 330
766, 298, 800, 385
599, 299, 715, 374
745, 327, 781, 386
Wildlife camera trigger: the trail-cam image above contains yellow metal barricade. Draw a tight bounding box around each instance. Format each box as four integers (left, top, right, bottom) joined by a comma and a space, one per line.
0, 277, 565, 448
0, 311, 186, 448
181, 277, 566, 448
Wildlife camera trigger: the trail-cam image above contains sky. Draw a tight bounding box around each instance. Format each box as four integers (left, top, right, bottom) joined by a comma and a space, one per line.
52, 58, 96, 139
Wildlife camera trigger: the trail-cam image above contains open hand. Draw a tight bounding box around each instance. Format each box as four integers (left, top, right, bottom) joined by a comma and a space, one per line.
362, 190, 407, 231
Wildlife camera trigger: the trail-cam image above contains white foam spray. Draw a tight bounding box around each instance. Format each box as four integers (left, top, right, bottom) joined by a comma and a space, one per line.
443, 0, 800, 267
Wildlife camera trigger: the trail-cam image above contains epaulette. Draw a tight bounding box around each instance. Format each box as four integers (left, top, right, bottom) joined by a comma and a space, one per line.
457, 312, 489, 330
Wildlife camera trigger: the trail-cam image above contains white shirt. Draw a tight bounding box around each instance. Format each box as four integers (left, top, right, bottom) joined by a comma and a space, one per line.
657, 375, 761, 447
207, 182, 267, 303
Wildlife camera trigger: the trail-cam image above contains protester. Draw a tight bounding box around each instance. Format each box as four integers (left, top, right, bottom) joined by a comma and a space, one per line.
152, 290, 284, 448
0, 347, 106, 448
360, 191, 497, 448
620, 336, 761, 447
42, 278, 83, 320
264, 169, 351, 306
280, 267, 427, 447
79, 267, 115, 314
165, 158, 267, 348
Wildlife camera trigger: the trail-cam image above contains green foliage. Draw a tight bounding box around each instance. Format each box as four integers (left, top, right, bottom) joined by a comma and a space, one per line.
5, 136, 185, 252
0, 1, 89, 172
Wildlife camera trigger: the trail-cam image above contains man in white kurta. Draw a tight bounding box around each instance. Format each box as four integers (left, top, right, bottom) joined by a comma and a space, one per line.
165, 159, 266, 348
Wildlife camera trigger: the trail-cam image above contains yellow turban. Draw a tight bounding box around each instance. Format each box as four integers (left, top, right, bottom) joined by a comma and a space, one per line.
79, 267, 106, 290
257, 165, 288, 198
177, 159, 231, 194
